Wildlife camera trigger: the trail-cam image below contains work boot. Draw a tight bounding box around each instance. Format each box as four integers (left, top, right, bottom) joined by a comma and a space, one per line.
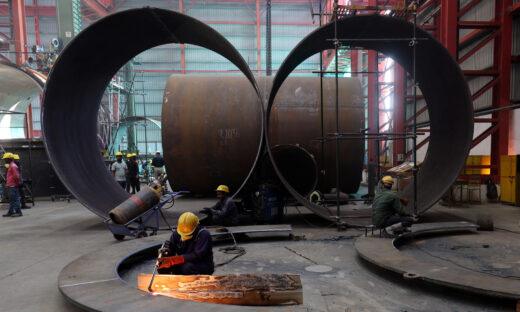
2, 212, 12, 217
11, 212, 22, 217
384, 222, 403, 236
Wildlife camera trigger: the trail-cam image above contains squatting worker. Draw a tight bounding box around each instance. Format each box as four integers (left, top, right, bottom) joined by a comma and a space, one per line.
371, 176, 414, 235
2, 153, 22, 217
157, 212, 214, 275
200, 185, 239, 226
111, 152, 128, 189
151, 151, 164, 180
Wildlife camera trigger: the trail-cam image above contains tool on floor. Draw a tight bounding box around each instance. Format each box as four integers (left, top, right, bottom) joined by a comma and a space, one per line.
148, 240, 168, 292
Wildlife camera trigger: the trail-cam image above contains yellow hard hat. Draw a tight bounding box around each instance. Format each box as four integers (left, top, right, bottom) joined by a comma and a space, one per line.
215, 185, 229, 193
382, 176, 394, 185
115, 152, 123, 156
2, 152, 13, 159
177, 212, 199, 241
13, 154, 19, 160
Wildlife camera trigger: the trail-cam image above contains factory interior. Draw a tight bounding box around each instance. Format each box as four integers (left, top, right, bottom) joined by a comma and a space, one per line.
1, 0, 520, 311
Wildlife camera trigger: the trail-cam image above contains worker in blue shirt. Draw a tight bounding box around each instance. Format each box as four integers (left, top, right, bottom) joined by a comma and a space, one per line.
157, 212, 214, 275
200, 185, 239, 226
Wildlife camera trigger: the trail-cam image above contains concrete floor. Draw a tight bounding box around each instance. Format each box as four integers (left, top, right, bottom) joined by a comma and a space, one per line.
1, 197, 519, 311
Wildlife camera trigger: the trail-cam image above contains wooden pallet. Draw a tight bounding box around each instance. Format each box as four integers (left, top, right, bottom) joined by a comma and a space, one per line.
138, 273, 303, 306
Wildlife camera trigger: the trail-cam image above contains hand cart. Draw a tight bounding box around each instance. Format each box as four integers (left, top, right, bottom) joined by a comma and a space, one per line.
104, 190, 189, 240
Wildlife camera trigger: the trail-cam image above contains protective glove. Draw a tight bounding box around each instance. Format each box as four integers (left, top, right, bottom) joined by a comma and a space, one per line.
399, 197, 409, 206
199, 207, 212, 215
156, 255, 185, 269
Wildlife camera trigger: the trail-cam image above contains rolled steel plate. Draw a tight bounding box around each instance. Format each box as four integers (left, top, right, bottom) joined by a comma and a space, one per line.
0, 61, 45, 139
266, 14, 473, 218
162, 75, 363, 195
42, 8, 262, 218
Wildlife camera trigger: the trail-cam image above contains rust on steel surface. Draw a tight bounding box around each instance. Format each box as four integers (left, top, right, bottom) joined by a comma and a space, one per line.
162, 75, 364, 196
41, 8, 262, 218
266, 14, 473, 218
138, 273, 303, 305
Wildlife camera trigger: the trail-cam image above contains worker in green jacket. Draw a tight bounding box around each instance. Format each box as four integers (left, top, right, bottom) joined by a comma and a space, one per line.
371, 176, 414, 236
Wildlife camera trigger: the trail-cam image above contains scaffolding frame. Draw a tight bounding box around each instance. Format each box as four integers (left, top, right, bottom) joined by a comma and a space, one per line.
313, 0, 421, 230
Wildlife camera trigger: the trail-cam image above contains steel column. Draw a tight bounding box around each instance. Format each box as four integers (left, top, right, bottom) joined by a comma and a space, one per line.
491, 0, 513, 176
393, 63, 405, 165
11, 0, 27, 65
440, 0, 458, 58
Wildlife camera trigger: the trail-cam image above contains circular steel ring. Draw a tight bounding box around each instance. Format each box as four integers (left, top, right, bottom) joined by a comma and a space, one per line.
42, 8, 264, 217
266, 15, 473, 218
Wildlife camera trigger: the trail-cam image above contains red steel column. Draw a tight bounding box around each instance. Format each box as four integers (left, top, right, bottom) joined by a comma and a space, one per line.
491, 0, 513, 177
33, 0, 41, 45
440, 0, 458, 58
393, 63, 405, 165
12, 0, 28, 65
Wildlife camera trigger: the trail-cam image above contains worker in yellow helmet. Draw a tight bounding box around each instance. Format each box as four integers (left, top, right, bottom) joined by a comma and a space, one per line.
156, 212, 214, 275
2, 152, 22, 217
371, 176, 414, 236
200, 185, 239, 226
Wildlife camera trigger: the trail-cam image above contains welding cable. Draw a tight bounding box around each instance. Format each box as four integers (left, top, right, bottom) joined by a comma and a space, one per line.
215, 231, 246, 267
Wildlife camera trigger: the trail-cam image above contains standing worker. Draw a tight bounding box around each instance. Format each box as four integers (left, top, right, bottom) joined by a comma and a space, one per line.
371, 176, 414, 236
2, 153, 22, 217
157, 212, 214, 275
151, 151, 164, 181
126, 154, 140, 194
111, 152, 128, 189
200, 185, 239, 226
13, 154, 29, 209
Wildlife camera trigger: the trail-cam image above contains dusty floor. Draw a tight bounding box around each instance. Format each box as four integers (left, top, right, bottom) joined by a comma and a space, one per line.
0, 197, 519, 311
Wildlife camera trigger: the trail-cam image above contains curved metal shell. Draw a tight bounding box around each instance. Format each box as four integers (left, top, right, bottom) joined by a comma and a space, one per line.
266, 15, 473, 218
0, 61, 45, 139
42, 8, 263, 218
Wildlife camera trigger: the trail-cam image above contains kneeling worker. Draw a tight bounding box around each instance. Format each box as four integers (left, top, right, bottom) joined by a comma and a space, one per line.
371, 176, 415, 236
200, 185, 239, 226
157, 212, 214, 275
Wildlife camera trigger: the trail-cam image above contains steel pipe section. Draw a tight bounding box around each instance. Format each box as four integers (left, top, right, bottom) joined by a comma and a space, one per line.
0, 61, 45, 139
42, 8, 262, 218
266, 15, 473, 218
162, 75, 363, 196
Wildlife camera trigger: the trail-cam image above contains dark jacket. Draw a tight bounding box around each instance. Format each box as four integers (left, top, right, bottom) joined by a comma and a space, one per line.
210, 196, 239, 226
167, 225, 214, 273
151, 155, 164, 167
371, 188, 405, 227
126, 160, 138, 177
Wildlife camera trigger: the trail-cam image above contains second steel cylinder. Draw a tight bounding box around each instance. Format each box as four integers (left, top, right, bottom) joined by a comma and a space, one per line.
162, 75, 364, 196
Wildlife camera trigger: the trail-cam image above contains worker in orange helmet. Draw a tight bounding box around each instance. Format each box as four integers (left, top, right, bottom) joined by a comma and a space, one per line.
157, 212, 214, 275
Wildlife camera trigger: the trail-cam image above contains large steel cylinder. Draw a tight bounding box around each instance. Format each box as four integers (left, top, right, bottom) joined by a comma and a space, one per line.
108, 186, 162, 224
162, 75, 364, 196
